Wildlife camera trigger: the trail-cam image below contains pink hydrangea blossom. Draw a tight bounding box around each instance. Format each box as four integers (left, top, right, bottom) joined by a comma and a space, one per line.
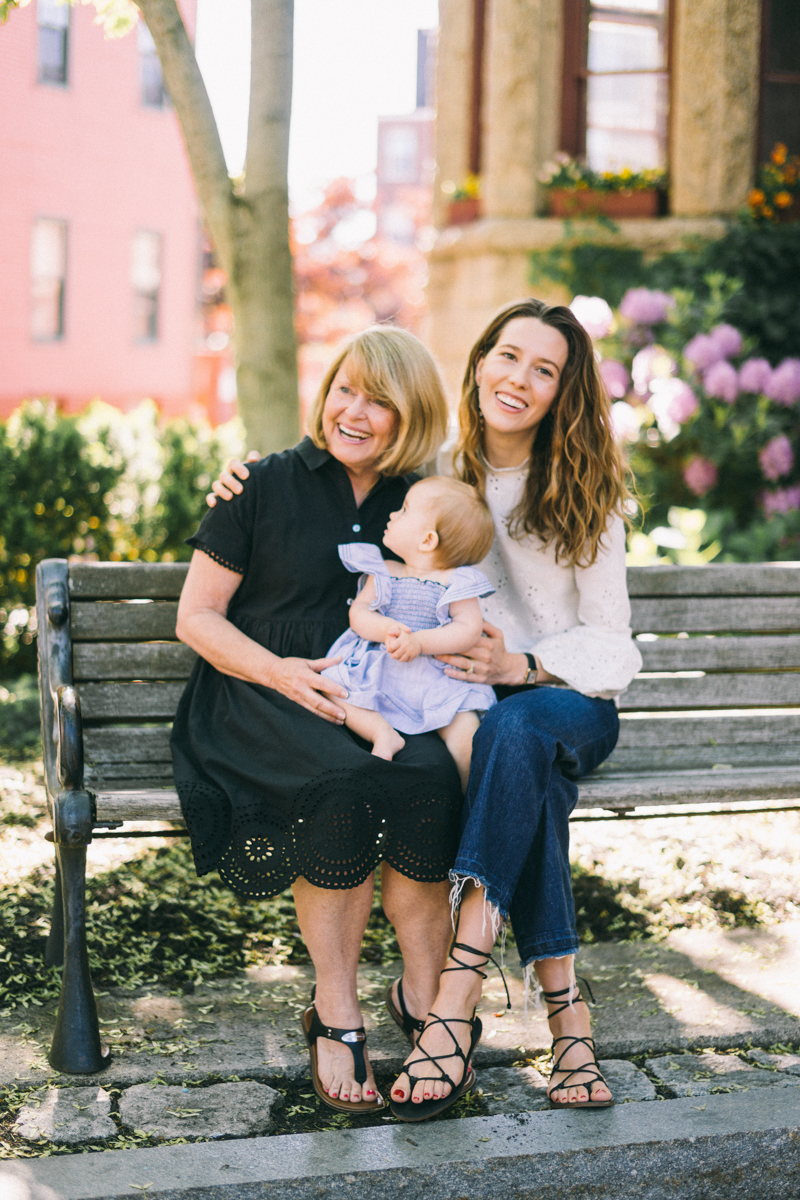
665, 380, 699, 424
631, 345, 676, 395
610, 401, 640, 441
763, 486, 800, 515
703, 360, 739, 403
683, 456, 718, 496
708, 324, 743, 359
619, 288, 675, 325
599, 358, 631, 399
759, 435, 794, 482
684, 334, 725, 371
569, 295, 614, 340
738, 358, 773, 394
765, 359, 800, 406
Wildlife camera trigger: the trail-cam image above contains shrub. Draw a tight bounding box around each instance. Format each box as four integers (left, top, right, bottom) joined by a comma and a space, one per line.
0, 401, 243, 678
530, 220, 800, 365
566, 279, 800, 562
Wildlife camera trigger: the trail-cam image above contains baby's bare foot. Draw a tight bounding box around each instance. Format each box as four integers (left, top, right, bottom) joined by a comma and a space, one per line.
371, 729, 405, 761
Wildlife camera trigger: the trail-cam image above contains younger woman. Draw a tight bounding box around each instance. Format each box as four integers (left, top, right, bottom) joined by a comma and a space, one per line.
322, 476, 496, 790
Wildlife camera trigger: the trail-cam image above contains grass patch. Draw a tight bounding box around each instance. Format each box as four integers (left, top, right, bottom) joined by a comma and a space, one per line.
0, 843, 401, 1011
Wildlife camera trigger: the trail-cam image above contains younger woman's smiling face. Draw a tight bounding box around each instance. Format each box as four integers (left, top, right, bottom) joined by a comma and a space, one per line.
321, 361, 399, 474
476, 316, 569, 437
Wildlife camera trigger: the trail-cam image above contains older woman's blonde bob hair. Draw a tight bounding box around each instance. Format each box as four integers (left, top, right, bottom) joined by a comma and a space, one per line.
308, 326, 449, 477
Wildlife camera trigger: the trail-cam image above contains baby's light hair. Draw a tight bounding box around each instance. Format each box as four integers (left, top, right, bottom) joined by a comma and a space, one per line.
411, 477, 495, 568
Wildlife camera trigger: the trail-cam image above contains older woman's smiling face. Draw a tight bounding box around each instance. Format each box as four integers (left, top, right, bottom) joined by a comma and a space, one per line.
321, 362, 399, 475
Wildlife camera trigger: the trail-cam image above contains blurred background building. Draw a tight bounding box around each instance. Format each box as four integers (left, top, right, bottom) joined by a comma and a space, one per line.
0, 0, 201, 420
425, 0, 800, 399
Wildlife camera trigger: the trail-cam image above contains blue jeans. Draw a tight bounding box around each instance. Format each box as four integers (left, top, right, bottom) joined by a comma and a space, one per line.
453, 686, 619, 967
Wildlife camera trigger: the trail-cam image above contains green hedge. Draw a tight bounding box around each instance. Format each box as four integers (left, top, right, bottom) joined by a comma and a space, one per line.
0, 401, 242, 678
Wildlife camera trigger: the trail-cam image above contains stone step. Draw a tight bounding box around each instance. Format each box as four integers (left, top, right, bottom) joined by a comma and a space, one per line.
4, 1087, 800, 1199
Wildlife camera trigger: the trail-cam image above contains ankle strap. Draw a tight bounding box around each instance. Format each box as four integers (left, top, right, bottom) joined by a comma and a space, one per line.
542, 975, 595, 1016
442, 941, 511, 1011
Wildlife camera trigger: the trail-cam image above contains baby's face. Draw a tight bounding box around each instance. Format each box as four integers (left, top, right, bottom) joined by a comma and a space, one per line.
383, 484, 438, 561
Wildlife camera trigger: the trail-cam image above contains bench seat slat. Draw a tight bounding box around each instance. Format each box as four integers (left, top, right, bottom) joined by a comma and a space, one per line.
631, 595, 800, 634
95, 790, 184, 822
69, 562, 189, 599
71, 603, 179, 641
74, 642, 196, 680
620, 672, 800, 710
637, 634, 800, 672
91, 762, 800, 824
576, 764, 800, 807
627, 563, 800, 597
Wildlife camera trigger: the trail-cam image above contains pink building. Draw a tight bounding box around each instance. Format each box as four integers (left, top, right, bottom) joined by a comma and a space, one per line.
0, 0, 199, 419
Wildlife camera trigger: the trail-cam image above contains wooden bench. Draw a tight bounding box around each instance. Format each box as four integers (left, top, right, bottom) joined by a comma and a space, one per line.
35, 558, 800, 1073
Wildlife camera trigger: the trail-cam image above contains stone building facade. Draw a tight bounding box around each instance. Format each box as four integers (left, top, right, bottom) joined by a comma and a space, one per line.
425, 0, 797, 401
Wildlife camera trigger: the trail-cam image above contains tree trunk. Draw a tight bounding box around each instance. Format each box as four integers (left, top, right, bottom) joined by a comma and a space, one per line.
136, 0, 299, 455
231, 0, 299, 454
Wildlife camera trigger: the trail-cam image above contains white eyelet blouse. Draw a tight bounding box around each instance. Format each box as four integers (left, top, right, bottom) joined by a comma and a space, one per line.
437, 448, 642, 700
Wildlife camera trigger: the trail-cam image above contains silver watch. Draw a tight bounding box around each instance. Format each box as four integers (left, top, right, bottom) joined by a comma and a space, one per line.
524, 653, 538, 685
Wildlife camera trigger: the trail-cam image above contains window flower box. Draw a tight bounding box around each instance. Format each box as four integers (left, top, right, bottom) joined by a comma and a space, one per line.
448, 197, 482, 225
547, 188, 660, 219
539, 155, 666, 220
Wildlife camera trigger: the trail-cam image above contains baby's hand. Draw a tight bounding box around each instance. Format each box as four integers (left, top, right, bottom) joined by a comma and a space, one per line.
386, 629, 422, 661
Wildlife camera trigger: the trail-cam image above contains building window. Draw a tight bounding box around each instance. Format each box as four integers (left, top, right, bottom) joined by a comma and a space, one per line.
381, 126, 421, 185
561, 0, 669, 172
31, 219, 67, 341
131, 231, 162, 342
760, 0, 800, 157
138, 21, 166, 108
37, 0, 69, 86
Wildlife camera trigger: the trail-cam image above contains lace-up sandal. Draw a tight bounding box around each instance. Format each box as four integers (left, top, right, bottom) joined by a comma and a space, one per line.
301, 1001, 384, 1114
544, 979, 613, 1109
385, 978, 425, 1046
389, 941, 509, 1122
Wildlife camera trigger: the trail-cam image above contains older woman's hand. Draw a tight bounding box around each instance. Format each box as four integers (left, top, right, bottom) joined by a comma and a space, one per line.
266, 655, 348, 724
206, 451, 261, 507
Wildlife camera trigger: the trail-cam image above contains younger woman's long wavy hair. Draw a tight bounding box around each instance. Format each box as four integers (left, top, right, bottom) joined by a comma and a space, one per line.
454, 298, 633, 567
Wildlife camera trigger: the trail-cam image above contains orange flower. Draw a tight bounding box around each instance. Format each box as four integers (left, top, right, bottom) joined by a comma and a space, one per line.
762, 205, 774, 218
771, 143, 788, 165
775, 191, 793, 208
749, 189, 766, 206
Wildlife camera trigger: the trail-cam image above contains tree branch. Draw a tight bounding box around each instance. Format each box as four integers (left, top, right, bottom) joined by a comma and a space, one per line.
136, 0, 235, 273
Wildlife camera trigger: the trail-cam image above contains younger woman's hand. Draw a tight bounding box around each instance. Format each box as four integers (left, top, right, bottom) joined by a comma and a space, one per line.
437, 621, 527, 687
206, 451, 261, 507
265, 655, 347, 723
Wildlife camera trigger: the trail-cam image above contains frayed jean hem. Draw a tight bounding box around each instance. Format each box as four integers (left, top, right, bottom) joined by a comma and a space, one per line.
517, 944, 580, 970
448, 869, 508, 941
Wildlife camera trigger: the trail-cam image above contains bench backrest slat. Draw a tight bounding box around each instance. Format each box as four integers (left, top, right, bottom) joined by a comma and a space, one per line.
71, 602, 179, 641
44, 559, 800, 796
73, 642, 196, 680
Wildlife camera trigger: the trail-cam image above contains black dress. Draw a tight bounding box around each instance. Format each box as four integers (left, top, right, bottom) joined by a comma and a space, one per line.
170, 438, 462, 899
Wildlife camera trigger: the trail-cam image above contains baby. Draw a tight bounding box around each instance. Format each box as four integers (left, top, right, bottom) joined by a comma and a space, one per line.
321, 477, 496, 791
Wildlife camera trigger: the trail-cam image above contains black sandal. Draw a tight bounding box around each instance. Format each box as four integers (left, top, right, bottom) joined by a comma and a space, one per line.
389, 941, 509, 1122
301, 1000, 384, 1114
385, 977, 425, 1045
543, 979, 613, 1109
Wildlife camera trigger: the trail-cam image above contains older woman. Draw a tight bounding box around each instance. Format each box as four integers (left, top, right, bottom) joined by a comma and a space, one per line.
171, 326, 462, 1113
